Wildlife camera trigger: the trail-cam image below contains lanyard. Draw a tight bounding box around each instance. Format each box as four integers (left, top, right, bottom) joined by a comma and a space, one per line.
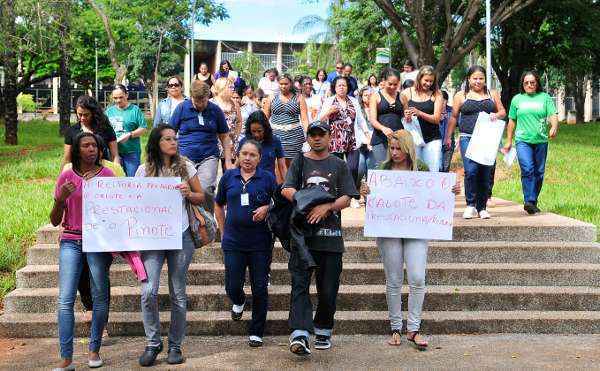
240, 177, 252, 193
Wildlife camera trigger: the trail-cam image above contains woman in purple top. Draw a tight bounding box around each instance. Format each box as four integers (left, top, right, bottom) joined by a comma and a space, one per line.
51, 132, 115, 370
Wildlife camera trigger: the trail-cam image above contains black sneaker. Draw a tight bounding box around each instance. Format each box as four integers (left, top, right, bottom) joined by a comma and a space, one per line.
167, 348, 184, 364
314, 335, 331, 350
289, 336, 311, 355
524, 202, 537, 215
139, 342, 163, 367
532, 204, 541, 214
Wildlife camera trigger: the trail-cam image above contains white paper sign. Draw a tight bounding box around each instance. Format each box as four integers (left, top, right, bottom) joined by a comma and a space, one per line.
364, 170, 456, 240
465, 112, 506, 166
83, 177, 183, 252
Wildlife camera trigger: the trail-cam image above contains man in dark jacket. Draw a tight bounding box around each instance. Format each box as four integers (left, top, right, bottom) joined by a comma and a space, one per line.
282, 121, 359, 355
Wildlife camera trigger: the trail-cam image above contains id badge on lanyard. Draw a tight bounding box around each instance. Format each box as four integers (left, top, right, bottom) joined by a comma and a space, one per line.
240, 178, 251, 206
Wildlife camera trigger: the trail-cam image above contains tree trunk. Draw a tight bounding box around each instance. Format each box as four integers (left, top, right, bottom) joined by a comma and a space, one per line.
0, 85, 5, 120
58, 7, 71, 136
570, 75, 587, 123
2, 0, 19, 145
85, 0, 127, 84
149, 30, 165, 120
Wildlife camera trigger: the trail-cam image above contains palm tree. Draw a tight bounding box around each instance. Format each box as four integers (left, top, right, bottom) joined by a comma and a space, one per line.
293, 0, 344, 63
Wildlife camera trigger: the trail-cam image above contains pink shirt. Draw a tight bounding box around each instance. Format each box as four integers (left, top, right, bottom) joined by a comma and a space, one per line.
54, 167, 114, 240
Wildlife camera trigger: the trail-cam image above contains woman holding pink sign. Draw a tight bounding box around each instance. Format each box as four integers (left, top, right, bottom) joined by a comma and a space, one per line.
360, 130, 460, 350
51, 132, 115, 370
135, 124, 205, 366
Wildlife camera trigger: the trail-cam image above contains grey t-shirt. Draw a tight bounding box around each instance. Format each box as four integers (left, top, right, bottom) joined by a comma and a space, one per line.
283, 154, 359, 253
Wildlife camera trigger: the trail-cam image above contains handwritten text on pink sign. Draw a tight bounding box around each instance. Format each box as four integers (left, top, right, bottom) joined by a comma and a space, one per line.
82, 177, 183, 252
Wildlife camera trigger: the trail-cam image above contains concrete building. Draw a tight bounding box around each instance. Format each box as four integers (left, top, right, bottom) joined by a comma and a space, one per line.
182, 37, 306, 94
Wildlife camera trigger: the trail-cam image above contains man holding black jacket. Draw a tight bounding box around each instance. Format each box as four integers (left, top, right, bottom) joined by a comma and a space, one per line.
282, 122, 359, 355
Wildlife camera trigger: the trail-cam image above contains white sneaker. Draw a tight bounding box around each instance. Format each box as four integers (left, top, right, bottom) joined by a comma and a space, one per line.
462, 206, 478, 219
479, 210, 491, 219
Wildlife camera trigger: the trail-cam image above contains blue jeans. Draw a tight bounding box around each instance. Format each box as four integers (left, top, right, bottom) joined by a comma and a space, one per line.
223, 249, 272, 337
459, 136, 492, 211
140, 229, 195, 351
58, 240, 112, 359
358, 145, 376, 183
120, 151, 141, 177
516, 141, 548, 204
371, 143, 388, 169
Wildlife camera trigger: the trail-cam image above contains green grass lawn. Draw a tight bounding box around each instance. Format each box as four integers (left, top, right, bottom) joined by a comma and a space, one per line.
493, 122, 600, 239
0, 120, 598, 300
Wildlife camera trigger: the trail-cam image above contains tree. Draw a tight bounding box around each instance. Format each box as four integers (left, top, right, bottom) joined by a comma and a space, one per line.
329, 1, 408, 79
84, 0, 128, 84
1, 0, 65, 144
230, 52, 263, 89
57, 3, 71, 135
294, 0, 345, 62
492, 0, 600, 121
83, 0, 227, 114
1, 0, 19, 144
373, 0, 538, 82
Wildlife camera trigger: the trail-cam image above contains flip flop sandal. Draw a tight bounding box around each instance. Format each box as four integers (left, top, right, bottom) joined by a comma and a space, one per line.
388, 329, 401, 346
407, 332, 428, 351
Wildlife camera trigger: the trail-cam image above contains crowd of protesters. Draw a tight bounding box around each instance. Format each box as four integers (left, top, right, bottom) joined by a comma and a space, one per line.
50, 57, 558, 369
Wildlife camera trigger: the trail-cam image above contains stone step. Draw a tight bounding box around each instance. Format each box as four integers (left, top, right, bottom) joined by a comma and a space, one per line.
6, 285, 600, 314
16, 262, 600, 289
35, 215, 598, 245
2, 310, 600, 338
25, 242, 600, 266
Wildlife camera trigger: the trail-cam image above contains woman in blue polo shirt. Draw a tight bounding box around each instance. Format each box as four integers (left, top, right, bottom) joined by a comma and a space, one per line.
214, 140, 277, 348
170, 80, 233, 192
237, 110, 287, 184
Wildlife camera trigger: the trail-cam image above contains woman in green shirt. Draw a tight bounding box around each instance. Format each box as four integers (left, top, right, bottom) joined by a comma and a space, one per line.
502, 71, 558, 214
106, 84, 148, 176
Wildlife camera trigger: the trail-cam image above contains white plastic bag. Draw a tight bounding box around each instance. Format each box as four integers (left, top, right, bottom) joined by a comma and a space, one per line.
503, 147, 517, 168
465, 112, 506, 166
402, 116, 425, 147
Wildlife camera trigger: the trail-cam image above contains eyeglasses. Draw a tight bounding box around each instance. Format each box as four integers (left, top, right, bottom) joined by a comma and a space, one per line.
523, 81, 537, 86
160, 136, 178, 142
335, 66, 343, 70
167, 83, 181, 88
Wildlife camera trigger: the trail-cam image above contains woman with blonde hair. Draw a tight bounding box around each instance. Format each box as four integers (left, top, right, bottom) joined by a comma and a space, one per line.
361, 129, 460, 350
212, 77, 242, 170
400, 65, 444, 172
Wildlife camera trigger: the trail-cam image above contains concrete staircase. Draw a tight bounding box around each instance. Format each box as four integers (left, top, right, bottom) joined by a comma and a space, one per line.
2, 198, 599, 337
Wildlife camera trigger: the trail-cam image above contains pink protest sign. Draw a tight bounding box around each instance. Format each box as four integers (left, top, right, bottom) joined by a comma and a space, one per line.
82, 177, 182, 252
364, 170, 456, 240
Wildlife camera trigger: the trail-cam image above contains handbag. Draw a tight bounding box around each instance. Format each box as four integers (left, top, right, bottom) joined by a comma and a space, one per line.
186, 195, 217, 249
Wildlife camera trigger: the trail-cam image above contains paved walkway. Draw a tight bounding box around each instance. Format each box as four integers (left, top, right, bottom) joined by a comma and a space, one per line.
1, 334, 599, 370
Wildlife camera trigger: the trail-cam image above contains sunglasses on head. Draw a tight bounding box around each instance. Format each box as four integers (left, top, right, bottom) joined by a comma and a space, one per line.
167, 83, 181, 88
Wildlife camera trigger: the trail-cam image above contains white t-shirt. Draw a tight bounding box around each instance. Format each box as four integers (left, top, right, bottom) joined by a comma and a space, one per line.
401, 70, 418, 84
313, 80, 330, 97
135, 160, 198, 232
258, 77, 280, 97
305, 95, 323, 123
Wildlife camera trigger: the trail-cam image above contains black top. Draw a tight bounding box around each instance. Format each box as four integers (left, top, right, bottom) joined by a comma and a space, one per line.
408, 90, 440, 143
195, 74, 213, 88
283, 154, 359, 253
459, 96, 497, 135
64, 123, 117, 160
371, 91, 404, 146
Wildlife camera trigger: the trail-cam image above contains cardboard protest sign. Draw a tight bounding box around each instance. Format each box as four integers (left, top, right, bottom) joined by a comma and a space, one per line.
364, 170, 456, 240
83, 177, 182, 252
